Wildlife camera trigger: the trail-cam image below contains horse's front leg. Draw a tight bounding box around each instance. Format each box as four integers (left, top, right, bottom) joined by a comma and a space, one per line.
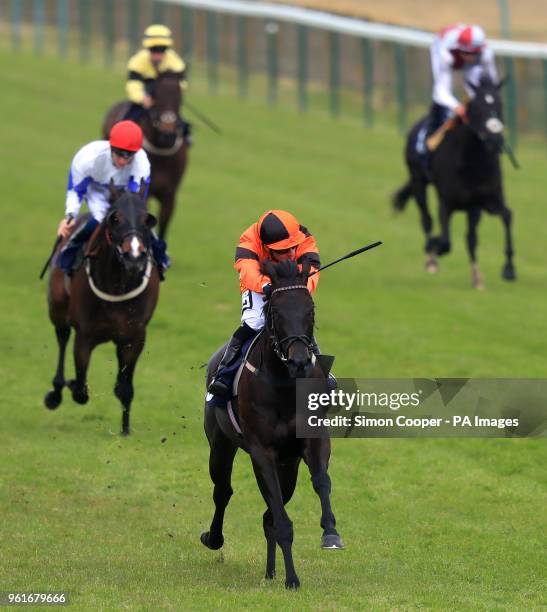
250, 447, 300, 589
262, 459, 301, 580
430, 202, 452, 256
500, 204, 516, 281
44, 325, 71, 409
304, 437, 344, 549
466, 207, 484, 289
67, 330, 92, 405
114, 333, 145, 435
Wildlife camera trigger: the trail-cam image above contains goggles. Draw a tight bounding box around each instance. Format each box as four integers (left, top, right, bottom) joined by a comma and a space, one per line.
111, 147, 136, 160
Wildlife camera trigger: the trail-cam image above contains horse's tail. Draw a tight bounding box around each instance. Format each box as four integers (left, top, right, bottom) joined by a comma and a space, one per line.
392, 180, 413, 212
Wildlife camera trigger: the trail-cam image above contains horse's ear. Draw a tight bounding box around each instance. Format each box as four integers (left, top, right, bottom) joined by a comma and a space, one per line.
146, 213, 157, 229
263, 260, 277, 283
138, 178, 148, 199
300, 259, 311, 278
108, 178, 122, 203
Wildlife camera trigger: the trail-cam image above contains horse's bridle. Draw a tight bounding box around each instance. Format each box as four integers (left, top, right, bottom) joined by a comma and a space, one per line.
105, 227, 151, 264
266, 285, 314, 363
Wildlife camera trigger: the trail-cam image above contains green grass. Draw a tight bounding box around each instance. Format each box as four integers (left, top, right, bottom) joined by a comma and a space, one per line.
0, 51, 546, 610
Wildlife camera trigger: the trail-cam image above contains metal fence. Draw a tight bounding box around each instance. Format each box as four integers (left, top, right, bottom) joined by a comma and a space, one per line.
2, 0, 547, 146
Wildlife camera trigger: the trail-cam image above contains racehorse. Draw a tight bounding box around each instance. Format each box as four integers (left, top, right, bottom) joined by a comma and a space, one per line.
103, 71, 188, 239
201, 260, 343, 589
392, 75, 515, 288
44, 185, 160, 435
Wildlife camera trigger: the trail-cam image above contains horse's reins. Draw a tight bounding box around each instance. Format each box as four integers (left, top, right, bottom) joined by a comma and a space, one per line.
85, 225, 154, 303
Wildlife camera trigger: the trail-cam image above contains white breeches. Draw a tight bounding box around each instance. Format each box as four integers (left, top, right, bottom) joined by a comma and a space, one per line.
241, 290, 266, 331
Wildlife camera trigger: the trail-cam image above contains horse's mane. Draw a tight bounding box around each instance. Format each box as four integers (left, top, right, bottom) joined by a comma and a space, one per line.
262, 260, 310, 286
111, 190, 146, 212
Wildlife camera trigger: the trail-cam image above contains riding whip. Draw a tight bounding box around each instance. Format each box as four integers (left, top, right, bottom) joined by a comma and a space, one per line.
185, 101, 222, 134
39, 236, 62, 280
308, 241, 382, 277
503, 142, 520, 170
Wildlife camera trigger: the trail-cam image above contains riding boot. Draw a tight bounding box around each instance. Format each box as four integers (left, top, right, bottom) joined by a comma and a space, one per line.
59, 217, 99, 275
208, 324, 256, 398
150, 231, 170, 281
178, 117, 192, 147
311, 336, 337, 391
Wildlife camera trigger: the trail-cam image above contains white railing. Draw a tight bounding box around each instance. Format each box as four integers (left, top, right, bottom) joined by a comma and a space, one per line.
159, 0, 547, 60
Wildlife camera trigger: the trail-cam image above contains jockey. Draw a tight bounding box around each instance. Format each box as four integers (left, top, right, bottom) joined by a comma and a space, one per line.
429, 24, 498, 134
57, 120, 170, 279
125, 24, 192, 145
207, 210, 322, 404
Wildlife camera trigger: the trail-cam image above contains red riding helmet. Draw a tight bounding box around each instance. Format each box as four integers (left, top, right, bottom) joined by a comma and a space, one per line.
109, 120, 143, 152
258, 210, 306, 250
456, 25, 486, 53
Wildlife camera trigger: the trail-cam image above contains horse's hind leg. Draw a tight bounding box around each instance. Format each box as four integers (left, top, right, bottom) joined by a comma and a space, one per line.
114, 335, 145, 436
500, 205, 516, 281
304, 438, 343, 549
262, 458, 301, 580
466, 208, 484, 289
158, 190, 176, 241
44, 326, 71, 409
200, 424, 238, 550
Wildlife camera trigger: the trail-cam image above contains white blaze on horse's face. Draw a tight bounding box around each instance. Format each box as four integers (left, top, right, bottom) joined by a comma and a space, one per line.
160, 111, 177, 125
130, 236, 140, 259
486, 117, 504, 134
485, 94, 495, 104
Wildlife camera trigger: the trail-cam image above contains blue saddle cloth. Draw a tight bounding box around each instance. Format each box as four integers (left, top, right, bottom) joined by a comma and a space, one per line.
206, 335, 257, 409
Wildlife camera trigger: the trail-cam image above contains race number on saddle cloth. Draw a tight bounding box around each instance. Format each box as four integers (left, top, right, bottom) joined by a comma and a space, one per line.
57, 121, 170, 278
206, 210, 321, 408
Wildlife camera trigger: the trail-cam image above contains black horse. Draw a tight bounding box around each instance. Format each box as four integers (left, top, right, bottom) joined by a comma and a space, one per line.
103, 72, 189, 239
393, 75, 515, 288
201, 260, 343, 589
45, 187, 160, 435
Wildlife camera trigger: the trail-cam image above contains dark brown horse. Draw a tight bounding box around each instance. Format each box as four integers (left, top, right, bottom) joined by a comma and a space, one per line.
201, 260, 343, 589
102, 72, 189, 239
44, 188, 160, 435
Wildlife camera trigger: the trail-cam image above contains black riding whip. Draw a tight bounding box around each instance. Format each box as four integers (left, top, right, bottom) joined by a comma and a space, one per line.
184, 101, 222, 134
39, 236, 62, 280
503, 142, 520, 170
308, 241, 382, 277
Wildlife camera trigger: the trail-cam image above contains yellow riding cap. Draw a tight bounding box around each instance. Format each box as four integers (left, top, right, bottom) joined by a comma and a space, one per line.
143, 24, 173, 49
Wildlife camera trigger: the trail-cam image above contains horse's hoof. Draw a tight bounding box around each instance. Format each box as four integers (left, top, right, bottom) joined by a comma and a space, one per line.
67, 380, 89, 405
120, 428, 130, 437
265, 570, 276, 580
285, 576, 300, 590
502, 264, 516, 281
425, 259, 439, 273
200, 531, 224, 550
44, 390, 62, 410
321, 534, 345, 549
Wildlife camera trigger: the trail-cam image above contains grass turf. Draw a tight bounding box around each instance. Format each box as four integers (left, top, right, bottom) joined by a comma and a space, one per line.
0, 51, 545, 610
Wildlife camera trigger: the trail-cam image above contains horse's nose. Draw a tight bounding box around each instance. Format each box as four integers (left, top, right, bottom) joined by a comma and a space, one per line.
122, 236, 145, 260
287, 355, 312, 377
